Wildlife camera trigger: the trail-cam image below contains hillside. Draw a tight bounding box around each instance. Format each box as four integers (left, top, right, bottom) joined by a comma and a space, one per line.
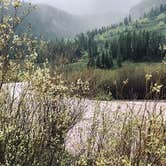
15, 3, 125, 40
95, 9, 166, 44
16, 4, 85, 40
66, 7, 166, 71
130, 0, 166, 18
62, 9, 166, 100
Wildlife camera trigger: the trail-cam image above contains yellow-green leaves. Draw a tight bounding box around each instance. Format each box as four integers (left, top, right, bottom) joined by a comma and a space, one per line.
123, 78, 129, 85
12, 0, 21, 8
152, 83, 163, 93
0, 24, 7, 29
145, 73, 152, 81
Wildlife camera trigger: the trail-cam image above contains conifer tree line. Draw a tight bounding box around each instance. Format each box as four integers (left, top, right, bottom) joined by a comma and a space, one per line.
121, 4, 166, 27
87, 30, 164, 69
115, 30, 164, 62
145, 4, 166, 18
36, 4, 166, 70
88, 42, 114, 69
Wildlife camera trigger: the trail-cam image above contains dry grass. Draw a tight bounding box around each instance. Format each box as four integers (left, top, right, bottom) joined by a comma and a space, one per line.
65, 63, 166, 100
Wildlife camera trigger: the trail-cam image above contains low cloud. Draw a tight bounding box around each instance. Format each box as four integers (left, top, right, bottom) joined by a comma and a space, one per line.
30, 0, 142, 15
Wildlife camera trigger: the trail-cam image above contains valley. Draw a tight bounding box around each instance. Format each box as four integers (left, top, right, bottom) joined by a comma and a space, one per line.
16, 3, 125, 39
0, 0, 166, 165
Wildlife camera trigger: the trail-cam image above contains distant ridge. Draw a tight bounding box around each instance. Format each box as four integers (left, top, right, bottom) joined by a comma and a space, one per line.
130, 0, 166, 18
16, 3, 84, 40
15, 3, 124, 40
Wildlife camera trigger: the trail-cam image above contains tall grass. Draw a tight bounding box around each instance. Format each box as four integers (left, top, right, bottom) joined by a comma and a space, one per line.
65, 63, 166, 100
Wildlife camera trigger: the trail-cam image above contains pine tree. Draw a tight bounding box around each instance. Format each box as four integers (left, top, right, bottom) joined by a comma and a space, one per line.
108, 50, 114, 69
105, 41, 109, 49
87, 46, 95, 68
111, 39, 118, 58
129, 14, 132, 23
160, 4, 164, 13
101, 51, 105, 69
124, 17, 128, 25
117, 45, 122, 67
87, 56, 95, 68
104, 53, 110, 69
96, 55, 101, 68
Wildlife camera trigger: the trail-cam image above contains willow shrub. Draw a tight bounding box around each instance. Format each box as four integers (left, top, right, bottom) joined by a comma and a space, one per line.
0, 67, 89, 165
1, 80, 166, 166
71, 103, 166, 166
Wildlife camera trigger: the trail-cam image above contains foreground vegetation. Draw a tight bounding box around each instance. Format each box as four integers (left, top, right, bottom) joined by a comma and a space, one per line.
68, 103, 166, 166
0, 82, 166, 165
0, 1, 166, 165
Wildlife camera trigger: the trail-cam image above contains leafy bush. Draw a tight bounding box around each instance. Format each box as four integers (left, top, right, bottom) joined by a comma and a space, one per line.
69, 103, 166, 166
0, 68, 86, 165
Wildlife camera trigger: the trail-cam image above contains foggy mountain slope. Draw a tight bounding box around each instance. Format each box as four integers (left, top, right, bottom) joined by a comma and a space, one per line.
17, 4, 85, 40
130, 0, 166, 18
31, 0, 141, 15
17, 3, 125, 39
16, 0, 147, 40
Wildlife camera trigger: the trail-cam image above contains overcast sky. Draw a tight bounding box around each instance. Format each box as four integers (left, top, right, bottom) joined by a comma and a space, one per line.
30, 0, 142, 15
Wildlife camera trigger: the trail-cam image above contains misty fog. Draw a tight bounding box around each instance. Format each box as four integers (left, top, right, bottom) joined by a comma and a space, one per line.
30, 0, 142, 15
